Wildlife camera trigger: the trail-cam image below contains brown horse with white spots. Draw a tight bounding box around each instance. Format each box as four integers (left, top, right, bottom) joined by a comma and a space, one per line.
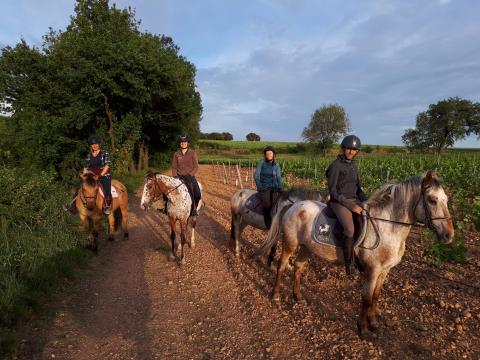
75, 171, 129, 253
140, 172, 202, 265
258, 170, 454, 339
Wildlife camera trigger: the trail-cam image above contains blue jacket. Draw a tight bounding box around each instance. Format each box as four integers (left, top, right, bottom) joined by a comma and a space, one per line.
254, 159, 282, 191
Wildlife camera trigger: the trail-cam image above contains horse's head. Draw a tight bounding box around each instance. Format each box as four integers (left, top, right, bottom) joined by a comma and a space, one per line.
415, 170, 454, 244
140, 172, 159, 211
79, 171, 100, 211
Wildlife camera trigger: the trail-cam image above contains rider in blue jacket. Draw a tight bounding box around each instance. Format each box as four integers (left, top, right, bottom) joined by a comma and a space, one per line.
254, 146, 283, 229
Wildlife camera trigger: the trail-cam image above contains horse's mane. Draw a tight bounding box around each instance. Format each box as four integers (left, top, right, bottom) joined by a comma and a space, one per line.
279, 187, 328, 202
366, 172, 443, 218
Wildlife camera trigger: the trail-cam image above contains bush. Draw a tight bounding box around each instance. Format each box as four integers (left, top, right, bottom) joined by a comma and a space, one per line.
0, 166, 88, 355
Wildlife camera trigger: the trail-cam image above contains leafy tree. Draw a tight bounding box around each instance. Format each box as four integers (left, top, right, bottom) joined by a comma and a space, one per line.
0, 0, 201, 177
302, 104, 350, 155
402, 97, 479, 154
246, 132, 260, 141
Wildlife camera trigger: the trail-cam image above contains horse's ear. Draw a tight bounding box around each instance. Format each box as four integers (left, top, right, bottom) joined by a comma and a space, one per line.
422, 169, 437, 187
93, 174, 99, 181
79, 171, 87, 180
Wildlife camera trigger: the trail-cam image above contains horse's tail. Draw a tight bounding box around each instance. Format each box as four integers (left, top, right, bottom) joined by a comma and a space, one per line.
255, 203, 293, 256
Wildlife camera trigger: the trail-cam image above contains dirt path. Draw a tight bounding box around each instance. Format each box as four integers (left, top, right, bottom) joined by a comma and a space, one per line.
11, 166, 480, 359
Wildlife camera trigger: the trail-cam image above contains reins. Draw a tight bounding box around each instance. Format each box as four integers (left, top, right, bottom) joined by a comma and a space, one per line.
148, 174, 185, 203
359, 185, 451, 250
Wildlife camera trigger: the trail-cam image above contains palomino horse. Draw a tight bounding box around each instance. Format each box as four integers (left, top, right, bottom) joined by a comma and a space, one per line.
231, 188, 329, 266
140, 172, 203, 264
76, 171, 129, 253
259, 170, 454, 338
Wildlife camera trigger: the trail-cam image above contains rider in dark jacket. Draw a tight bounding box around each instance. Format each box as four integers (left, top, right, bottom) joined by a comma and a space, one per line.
63, 135, 112, 215
254, 146, 283, 229
326, 135, 366, 276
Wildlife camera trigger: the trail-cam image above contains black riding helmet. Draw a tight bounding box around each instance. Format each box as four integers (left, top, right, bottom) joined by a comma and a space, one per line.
341, 135, 361, 150
178, 134, 190, 143
88, 135, 100, 145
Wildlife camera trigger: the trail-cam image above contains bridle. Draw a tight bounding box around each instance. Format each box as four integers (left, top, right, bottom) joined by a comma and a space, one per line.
79, 182, 99, 210
145, 174, 184, 203
364, 185, 451, 229
359, 184, 451, 250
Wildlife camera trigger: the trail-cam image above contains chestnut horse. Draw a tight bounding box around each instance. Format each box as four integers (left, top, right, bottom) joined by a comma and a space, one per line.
140, 172, 203, 264
75, 171, 129, 253
258, 170, 454, 338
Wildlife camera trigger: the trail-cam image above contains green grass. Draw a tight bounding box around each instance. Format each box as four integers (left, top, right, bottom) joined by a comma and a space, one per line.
0, 166, 90, 356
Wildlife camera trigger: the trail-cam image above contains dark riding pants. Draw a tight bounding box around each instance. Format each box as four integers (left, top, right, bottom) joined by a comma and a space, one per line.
260, 189, 275, 229
330, 201, 355, 238
99, 174, 112, 196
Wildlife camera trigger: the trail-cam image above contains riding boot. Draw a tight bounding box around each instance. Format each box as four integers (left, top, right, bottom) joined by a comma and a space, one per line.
342, 236, 355, 276
104, 195, 112, 215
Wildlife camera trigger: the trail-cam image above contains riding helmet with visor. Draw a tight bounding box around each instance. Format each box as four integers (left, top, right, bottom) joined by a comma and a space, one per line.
341, 135, 361, 150
178, 134, 190, 143
88, 135, 100, 145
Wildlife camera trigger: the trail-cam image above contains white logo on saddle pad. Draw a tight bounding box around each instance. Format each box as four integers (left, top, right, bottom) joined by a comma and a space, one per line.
99, 186, 119, 198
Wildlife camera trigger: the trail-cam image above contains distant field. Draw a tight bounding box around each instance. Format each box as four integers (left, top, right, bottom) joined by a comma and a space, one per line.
197, 139, 480, 156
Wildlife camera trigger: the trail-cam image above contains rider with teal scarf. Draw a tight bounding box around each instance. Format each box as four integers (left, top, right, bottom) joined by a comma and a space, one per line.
254, 146, 283, 229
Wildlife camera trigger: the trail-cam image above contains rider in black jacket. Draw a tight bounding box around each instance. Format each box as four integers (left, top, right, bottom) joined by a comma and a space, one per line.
326, 135, 366, 276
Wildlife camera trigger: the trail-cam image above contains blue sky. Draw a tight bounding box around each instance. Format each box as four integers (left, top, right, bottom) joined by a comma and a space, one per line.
1, 0, 479, 147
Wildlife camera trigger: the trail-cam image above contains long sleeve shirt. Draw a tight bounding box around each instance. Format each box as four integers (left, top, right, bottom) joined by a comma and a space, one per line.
171, 149, 199, 177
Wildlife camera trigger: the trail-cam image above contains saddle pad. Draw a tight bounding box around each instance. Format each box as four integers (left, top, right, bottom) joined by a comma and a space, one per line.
245, 193, 264, 215
312, 204, 343, 247
312, 203, 368, 248
99, 185, 120, 199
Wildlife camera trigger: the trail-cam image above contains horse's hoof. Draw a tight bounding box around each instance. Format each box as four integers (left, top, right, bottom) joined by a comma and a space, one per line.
269, 262, 277, 272
368, 321, 380, 332
272, 293, 281, 303
235, 251, 240, 258
168, 254, 176, 262
124, 233, 129, 240
293, 293, 304, 303
180, 258, 186, 266
108, 236, 115, 242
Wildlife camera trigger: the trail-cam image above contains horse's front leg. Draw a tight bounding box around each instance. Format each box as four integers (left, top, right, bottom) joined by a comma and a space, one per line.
369, 270, 389, 331
168, 217, 177, 262
90, 215, 102, 254
80, 213, 95, 252
179, 221, 187, 265
107, 212, 115, 241
358, 268, 381, 339
190, 216, 196, 249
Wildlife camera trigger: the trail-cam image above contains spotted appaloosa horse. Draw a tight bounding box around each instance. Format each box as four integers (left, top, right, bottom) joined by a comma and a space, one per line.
140, 172, 202, 264
75, 171, 129, 253
258, 170, 454, 338
230, 188, 329, 265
